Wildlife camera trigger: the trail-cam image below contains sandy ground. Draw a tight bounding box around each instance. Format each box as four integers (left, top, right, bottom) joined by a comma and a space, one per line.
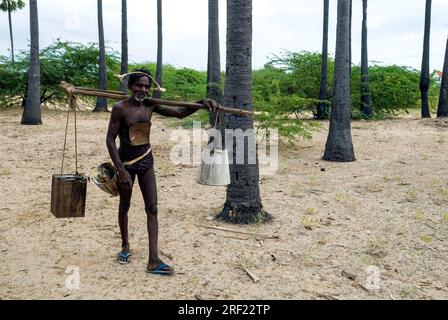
0, 107, 447, 300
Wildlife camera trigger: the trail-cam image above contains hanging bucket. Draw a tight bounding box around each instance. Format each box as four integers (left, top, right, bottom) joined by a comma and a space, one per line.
91, 163, 120, 197
51, 95, 88, 218
196, 145, 231, 186
51, 174, 87, 218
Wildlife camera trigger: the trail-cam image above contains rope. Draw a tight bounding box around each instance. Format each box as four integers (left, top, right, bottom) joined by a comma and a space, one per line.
60, 97, 71, 176
73, 94, 78, 174
60, 92, 79, 175
214, 109, 220, 129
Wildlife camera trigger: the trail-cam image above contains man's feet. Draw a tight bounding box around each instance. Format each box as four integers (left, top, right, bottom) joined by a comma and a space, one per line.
146, 259, 175, 275
117, 243, 131, 264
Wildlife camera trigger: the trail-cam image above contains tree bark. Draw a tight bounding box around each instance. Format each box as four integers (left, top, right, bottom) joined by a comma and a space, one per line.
217, 0, 269, 224
21, 0, 41, 125
420, 0, 432, 118
317, 0, 329, 120
153, 0, 163, 99
437, 37, 448, 117
94, 0, 108, 112
207, 0, 223, 127
348, 0, 352, 84
8, 7, 15, 62
360, 0, 372, 118
120, 0, 128, 93
323, 0, 355, 162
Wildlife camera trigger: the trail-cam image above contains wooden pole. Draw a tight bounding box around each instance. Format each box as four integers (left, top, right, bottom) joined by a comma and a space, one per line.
60, 81, 252, 116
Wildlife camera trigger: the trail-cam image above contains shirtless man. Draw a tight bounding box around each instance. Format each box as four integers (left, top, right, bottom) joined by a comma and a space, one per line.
106, 69, 219, 274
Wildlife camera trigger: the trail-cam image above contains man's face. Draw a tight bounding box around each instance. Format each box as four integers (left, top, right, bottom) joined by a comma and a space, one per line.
130, 77, 151, 102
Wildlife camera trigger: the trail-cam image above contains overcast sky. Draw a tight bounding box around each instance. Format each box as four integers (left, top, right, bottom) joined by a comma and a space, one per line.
0, 0, 447, 72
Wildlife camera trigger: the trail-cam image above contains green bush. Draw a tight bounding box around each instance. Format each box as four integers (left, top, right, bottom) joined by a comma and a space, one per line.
266, 51, 334, 99
253, 52, 330, 142
256, 52, 439, 123
0, 39, 121, 108
351, 65, 424, 119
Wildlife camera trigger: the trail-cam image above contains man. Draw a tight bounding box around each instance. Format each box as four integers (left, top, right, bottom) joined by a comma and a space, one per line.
106, 69, 219, 275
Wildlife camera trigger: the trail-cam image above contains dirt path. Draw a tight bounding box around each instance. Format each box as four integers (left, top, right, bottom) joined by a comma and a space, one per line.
0, 108, 447, 300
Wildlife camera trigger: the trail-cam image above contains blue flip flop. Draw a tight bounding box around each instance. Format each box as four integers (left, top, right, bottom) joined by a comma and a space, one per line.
117, 252, 131, 264
146, 263, 175, 275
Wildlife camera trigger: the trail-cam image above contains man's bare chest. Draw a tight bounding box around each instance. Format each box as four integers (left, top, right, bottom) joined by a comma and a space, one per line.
123, 106, 153, 126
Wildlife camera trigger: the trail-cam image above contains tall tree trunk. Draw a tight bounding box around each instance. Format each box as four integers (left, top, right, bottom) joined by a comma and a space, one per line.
8, 8, 15, 62
94, 0, 108, 112
420, 0, 432, 118
349, 0, 352, 83
207, 0, 223, 127
323, 0, 355, 162
153, 0, 163, 99
317, 0, 329, 120
21, 0, 41, 125
360, 0, 372, 118
119, 0, 128, 93
437, 37, 448, 117
217, 0, 269, 224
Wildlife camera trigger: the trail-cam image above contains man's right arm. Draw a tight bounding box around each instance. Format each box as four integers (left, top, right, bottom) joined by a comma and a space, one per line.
106, 104, 132, 189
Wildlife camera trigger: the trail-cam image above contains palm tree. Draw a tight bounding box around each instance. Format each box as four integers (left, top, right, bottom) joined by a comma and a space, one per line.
317, 0, 329, 120
119, 0, 128, 93
21, 0, 41, 125
207, 0, 223, 127
323, 0, 355, 162
153, 0, 163, 99
217, 0, 269, 224
437, 37, 448, 117
93, 0, 108, 112
0, 0, 25, 62
360, 0, 372, 118
420, 0, 432, 118
349, 0, 352, 82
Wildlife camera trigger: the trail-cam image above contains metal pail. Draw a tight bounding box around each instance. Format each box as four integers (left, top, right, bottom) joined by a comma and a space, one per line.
196, 147, 230, 186
92, 163, 119, 197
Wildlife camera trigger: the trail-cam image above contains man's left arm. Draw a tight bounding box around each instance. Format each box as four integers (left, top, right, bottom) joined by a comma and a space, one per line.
150, 99, 220, 119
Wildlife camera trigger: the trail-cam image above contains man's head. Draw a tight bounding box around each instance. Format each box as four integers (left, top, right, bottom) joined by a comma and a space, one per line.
127, 69, 153, 102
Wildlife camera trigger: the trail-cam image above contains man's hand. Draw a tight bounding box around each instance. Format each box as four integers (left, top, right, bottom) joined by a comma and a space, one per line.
118, 169, 133, 190
197, 99, 220, 113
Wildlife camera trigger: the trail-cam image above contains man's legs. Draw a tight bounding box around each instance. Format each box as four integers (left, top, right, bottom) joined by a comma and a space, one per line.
137, 167, 174, 272
117, 171, 136, 263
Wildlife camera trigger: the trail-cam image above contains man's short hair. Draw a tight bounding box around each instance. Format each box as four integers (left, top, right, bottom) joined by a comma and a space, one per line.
127, 68, 153, 88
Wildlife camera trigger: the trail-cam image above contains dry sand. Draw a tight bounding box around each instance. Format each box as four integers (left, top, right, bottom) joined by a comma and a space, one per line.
0, 107, 447, 300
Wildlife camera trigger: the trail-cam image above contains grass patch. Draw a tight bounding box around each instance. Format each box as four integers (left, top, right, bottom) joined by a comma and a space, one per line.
0, 168, 12, 176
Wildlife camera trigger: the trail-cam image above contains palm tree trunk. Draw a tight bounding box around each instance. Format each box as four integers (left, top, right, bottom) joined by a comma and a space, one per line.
8, 8, 15, 62
420, 0, 432, 118
437, 37, 448, 117
349, 0, 352, 84
360, 0, 372, 118
317, 0, 329, 120
323, 0, 355, 162
207, 0, 223, 127
94, 0, 108, 112
153, 0, 163, 99
21, 0, 41, 125
120, 0, 128, 93
217, 0, 269, 224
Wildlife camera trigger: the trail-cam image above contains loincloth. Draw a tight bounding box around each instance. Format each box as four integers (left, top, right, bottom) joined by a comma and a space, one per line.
119, 144, 154, 173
